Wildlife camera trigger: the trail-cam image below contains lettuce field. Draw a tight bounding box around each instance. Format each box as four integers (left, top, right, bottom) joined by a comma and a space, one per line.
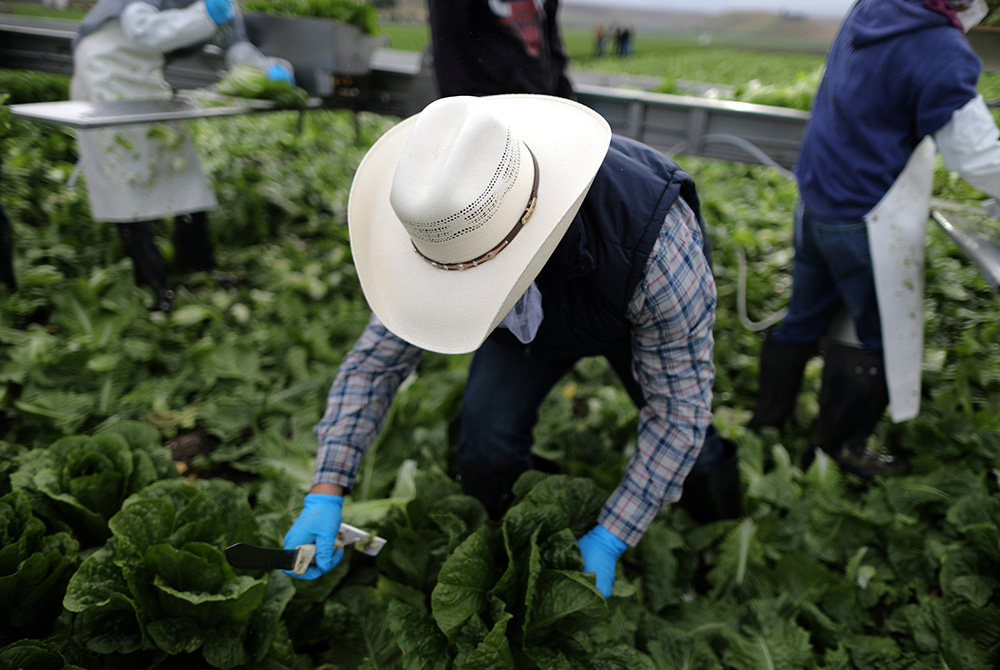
3, 48, 1000, 669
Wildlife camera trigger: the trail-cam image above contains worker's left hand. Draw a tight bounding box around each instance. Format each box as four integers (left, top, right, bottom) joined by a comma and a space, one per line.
267, 64, 295, 85
204, 0, 233, 26
577, 524, 627, 598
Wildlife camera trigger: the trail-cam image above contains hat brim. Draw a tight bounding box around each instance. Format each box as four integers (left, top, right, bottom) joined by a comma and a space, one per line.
348, 94, 612, 354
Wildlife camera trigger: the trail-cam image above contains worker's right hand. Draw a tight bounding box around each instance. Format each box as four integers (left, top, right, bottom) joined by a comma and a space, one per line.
204, 0, 233, 26
281, 493, 344, 580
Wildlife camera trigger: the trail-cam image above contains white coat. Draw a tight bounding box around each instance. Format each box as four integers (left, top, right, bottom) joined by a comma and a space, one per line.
71, 0, 291, 223
868, 93, 1000, 422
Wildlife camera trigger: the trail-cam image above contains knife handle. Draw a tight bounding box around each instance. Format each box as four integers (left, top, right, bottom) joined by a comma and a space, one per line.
292, 544, 316, 575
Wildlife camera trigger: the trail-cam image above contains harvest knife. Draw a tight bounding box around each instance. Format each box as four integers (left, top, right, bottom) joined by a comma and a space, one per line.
225, 522, 387, 575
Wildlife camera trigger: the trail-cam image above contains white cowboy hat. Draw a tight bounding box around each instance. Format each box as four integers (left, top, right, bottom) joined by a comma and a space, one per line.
347, 94, 612, 354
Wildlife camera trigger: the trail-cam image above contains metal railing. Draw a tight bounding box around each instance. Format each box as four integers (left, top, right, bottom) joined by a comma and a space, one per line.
0, 14, 808, 169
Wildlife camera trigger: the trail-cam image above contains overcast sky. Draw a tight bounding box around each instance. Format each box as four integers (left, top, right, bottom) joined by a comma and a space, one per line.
564, 0, 855, 19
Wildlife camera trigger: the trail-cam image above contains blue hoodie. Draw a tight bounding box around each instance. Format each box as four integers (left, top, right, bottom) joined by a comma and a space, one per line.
795, 0, 982, 219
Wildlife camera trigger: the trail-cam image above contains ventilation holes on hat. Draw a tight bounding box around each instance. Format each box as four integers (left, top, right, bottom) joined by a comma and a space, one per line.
399, 131, 522, 245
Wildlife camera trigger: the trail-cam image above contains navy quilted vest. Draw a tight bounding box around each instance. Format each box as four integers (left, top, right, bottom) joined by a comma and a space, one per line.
491, 134, 708, 361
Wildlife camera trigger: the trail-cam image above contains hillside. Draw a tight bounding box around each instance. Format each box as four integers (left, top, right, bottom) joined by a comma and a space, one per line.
559, 4, 708, 33
696, 10, 839, 42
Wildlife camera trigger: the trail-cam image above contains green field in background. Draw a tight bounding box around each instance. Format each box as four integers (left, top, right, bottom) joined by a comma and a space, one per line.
378, 22, 827, 88
2, 1, 87, 18
6, 2, 999, 97
378, 21, 1000, 101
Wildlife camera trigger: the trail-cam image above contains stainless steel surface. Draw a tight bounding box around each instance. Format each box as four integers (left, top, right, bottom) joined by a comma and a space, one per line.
0, 15, 77, 77
243, 12, 384, 96
575, 84, 809, 169
8, 96, 284, 129
930, 202, 1000, 292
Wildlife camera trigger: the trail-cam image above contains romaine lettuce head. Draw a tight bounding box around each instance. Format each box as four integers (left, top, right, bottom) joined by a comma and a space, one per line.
425, 474, 615, 667
0, 490, 80, 644
0, 639, 87, 670
10, 421, 177, 546
63, 478, 293, 669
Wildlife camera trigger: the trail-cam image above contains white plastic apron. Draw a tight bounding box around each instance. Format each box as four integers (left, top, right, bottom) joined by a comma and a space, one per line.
71, 21, 217, 222
864, 136, 936, 422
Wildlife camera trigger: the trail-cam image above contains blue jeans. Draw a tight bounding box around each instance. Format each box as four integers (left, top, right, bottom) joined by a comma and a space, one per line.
457, 334, 724, 481
773, 204, 883, 353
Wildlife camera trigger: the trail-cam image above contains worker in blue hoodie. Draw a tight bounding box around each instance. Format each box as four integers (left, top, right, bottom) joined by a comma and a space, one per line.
749, 0, 1000, 477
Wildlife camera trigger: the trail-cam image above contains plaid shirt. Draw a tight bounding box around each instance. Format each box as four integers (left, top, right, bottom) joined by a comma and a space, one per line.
313, 197, 716, 546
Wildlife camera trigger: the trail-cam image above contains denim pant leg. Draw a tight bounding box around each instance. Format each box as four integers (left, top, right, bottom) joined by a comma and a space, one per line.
774, 206, 883, 352
458, 335, 577, 478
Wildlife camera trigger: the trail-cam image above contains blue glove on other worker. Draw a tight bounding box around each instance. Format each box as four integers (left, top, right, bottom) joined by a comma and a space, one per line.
282, 493, 344, 580
267, 64, 296, 85
204, 0, 233, 26
577, 524, 627, 598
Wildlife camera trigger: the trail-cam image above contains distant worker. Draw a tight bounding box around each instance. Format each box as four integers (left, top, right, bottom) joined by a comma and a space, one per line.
620, 25, 633, 57
71, 0, 295, 312
750, 0, 1000, 477
427, 0, 575, 99
594, 23, 607, 57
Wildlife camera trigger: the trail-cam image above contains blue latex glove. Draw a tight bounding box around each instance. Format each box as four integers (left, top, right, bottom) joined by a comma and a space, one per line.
204, 0, 233, 26
281, 493, 344, 580
577, 525, 627, 598
267, 64, 296, 85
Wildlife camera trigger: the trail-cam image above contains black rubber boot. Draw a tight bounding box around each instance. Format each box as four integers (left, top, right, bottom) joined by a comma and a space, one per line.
809, 343, 907, 478
748, 334, 818, 431
678, 437, 743, 523
117, 222, 174, 312
0, 205, 15, 292
173, 212, 215, 274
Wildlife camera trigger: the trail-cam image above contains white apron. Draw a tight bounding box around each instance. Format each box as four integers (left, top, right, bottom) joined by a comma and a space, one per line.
71, 20, 217, 222
864, 136, 936, 422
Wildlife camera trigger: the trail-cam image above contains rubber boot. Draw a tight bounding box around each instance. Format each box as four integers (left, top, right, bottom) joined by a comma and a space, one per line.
678, 436, 743, 523
0, 205, 15, 292
809, 343, 907, 478
173, 211, 215, 274
116, 222, 174, 312
748, 334, 818, 431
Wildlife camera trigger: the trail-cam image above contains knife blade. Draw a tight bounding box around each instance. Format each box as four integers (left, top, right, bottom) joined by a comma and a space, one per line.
226, 542, 315, 574
225, 522, 387, 574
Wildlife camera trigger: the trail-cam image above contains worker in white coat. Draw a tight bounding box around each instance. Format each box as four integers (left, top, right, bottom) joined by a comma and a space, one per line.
71, 0, 294, 312
749, 0, 1000, 477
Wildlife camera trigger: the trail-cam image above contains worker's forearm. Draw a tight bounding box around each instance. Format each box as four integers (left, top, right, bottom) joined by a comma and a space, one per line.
120, 1, 215, 53
310, 483, 345, 497
935, 94, 1000, 197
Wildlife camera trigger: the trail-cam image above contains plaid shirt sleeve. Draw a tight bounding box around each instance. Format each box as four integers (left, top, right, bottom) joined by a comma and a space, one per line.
311, 313, 423, 489
598, 196, 717, 546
